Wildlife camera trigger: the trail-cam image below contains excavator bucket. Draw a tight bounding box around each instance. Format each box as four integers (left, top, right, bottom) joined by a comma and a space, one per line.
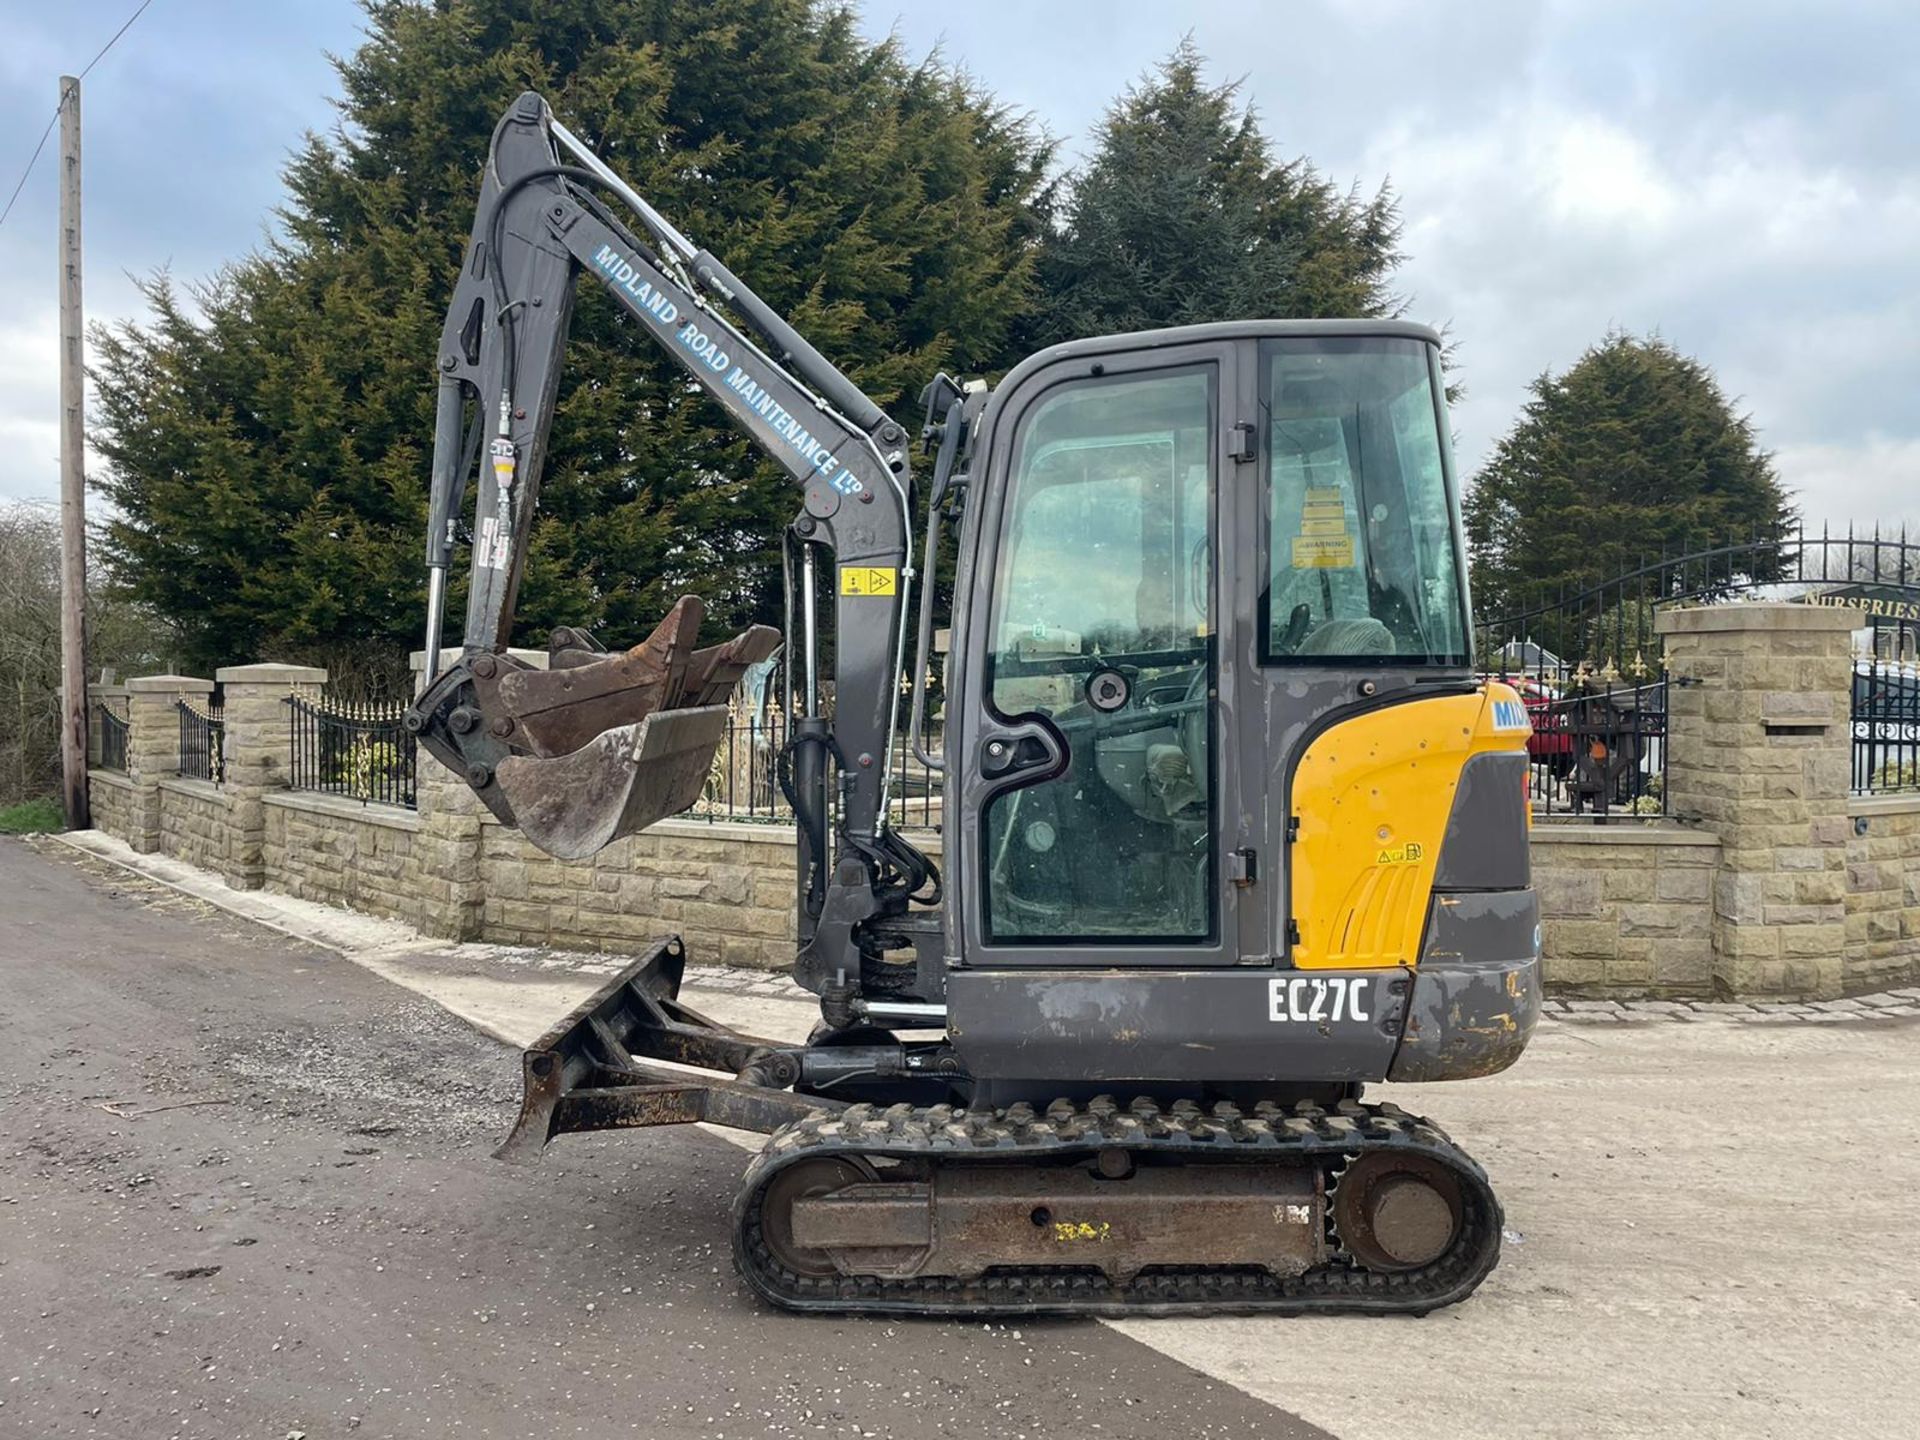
497, 705, 731, 860
476, 597, 780, 859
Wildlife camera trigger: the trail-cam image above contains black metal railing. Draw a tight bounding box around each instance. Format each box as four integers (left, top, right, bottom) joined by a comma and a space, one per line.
288, 694, 418, 808
177, 701, 224, 784
696, 710, 789, 821
1852, 661, 1920, 795
689, 707, 943, 830
1515, 678, 1668, 821
1472, 523, 1920, 820
94, 703, 129, 773
1477, 521, 1920, 683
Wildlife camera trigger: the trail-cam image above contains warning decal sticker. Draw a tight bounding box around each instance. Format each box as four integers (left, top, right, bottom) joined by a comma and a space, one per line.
839, 566, 898, 597
1290, 487, 1357, 568
1292, 535, 1356, 568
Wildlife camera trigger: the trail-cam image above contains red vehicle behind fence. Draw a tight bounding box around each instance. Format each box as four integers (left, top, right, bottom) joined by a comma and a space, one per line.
1485, 675, 1573, 767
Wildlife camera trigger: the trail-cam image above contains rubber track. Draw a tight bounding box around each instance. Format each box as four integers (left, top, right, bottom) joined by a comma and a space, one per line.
732, 1096, 1503, 1317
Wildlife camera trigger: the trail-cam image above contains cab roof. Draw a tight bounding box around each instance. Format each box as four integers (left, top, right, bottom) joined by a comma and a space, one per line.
998, 319, 1445, 393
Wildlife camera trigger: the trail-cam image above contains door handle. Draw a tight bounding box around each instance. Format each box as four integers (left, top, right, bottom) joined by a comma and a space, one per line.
979, 720, 1066, 781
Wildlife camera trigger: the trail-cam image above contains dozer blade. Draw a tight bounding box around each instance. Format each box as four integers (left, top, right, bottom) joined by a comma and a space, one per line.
496, 704, 728, 861
496, 936, 838, 1165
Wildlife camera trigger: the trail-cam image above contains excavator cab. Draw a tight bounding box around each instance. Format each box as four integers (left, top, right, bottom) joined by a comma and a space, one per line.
930, 327, 1532, 1109
409, 94, 1541, 1318
960, 332, 1470, 948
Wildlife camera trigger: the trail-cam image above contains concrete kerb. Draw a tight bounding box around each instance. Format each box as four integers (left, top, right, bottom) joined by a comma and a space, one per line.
58, 826, 435, 956
44, 827, 1920, 1030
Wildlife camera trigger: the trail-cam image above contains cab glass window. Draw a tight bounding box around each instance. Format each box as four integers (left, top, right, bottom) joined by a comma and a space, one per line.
1261, 338, 1468, 664
982, 368, 1215, 944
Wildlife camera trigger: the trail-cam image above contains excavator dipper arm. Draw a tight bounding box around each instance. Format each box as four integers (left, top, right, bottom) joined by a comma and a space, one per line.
408, 94, 915, 900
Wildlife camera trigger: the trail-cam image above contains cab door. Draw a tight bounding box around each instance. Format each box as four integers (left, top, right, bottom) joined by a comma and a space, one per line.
948, 340, 1269, 969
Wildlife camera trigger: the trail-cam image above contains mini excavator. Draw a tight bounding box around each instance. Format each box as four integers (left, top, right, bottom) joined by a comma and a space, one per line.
407, 93, 1541, 1317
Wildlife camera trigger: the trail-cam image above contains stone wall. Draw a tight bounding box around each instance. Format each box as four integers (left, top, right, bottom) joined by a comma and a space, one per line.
156, 778, 228, 874
1845, 795, 1920, 994
476, 818, 801, 969
88, 770, 134, 841
1531, 825, 1720, 994
264, 792, 420, 926
78, 621, 1920, 999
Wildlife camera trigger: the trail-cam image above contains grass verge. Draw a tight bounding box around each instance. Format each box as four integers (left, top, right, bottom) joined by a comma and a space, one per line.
0, 797, 65, 835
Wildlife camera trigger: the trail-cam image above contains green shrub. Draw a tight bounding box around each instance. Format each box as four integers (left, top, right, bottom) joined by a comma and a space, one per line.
339, 734, 404, 801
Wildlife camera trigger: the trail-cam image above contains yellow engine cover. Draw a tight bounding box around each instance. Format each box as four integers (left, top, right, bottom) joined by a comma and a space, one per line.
1288, 684, 1530, 970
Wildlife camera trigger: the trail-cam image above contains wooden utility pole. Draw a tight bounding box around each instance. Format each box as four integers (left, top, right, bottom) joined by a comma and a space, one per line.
58, 74, 89, 829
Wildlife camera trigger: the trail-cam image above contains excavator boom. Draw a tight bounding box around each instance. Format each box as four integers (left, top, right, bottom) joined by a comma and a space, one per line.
408, 93, 914, 892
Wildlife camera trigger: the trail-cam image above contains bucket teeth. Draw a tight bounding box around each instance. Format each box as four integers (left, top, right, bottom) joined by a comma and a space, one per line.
497, 598, 778, 759
477, 595, 780, 859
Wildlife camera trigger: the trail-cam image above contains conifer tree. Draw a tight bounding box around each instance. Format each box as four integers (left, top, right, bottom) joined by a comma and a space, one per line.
1465, 332, 1795, 641
92, 0, 1050, 672
1023, 39, 1402, 347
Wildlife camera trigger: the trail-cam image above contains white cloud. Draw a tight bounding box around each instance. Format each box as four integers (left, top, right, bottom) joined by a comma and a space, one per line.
1772, 435, 1920, 534
1543, 117, 1681, 230
1359, 83, 1920, 534
0, 308, 58, 389
0, 304, 125, 506
0, 419, 61, 504
0, 310, 62, 504
4, 0, 1914, 548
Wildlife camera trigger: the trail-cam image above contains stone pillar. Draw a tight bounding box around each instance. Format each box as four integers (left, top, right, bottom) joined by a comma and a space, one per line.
122, 674, 214, 853
407, 730, 486, 940
403, 644, 549, 940
1656, 604, 1859, 999
215, 662, 327, 891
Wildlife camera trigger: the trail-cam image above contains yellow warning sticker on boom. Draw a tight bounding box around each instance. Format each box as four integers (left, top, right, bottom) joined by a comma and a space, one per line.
839, 566, 898, 597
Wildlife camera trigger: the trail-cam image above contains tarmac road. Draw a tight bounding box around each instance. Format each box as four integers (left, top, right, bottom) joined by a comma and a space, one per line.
0, 839, 1323, 1440
15, 831, 1920, 1440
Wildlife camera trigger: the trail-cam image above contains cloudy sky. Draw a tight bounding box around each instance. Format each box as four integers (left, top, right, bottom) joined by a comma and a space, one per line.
1, 0, 1914, 534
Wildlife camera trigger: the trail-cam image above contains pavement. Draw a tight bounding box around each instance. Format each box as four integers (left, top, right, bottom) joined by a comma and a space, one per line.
12, 830, 1920, 1439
